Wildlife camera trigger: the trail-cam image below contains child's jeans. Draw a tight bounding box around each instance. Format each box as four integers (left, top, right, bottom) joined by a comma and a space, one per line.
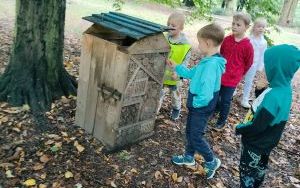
185, 91, 219, 162
242, 63, 259, 102
239, 145, 269, 188
157, 83, 182, 114
216, 85, 236, 124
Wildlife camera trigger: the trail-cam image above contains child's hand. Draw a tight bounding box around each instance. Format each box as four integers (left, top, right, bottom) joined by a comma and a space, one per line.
171, 72, 178, 80
166, 59, 175, 68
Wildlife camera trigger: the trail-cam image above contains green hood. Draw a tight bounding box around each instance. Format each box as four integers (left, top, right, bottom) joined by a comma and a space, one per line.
264, 44, 300, 88
260, 44, 300, 125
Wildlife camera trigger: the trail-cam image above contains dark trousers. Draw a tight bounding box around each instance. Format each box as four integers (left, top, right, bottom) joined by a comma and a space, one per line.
185, 91, 219, 162
239, 145, 269, 188
216, 85, 236, 124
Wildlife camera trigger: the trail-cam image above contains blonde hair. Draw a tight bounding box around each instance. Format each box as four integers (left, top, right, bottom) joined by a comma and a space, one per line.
251, 17, 268, 34
197, 23, 225, 46
167, 12, 185, 29
233, 12, 251, 26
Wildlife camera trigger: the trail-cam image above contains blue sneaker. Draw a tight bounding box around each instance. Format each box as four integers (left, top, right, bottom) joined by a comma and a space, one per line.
172, 154, 195, 166
204, 157, 221, 179
171, 109, 180, 120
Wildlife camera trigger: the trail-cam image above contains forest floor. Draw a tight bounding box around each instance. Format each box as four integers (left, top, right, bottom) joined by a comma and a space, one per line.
0, 0, 300, 188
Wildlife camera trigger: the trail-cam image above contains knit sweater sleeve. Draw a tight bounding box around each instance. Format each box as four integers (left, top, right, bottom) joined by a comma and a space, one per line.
257, 41, 267, 71
243, 44, 254, 75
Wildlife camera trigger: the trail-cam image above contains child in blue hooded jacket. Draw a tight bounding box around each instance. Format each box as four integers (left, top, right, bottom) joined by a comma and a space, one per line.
167, 23, 226, 179
236, 44, 300, 188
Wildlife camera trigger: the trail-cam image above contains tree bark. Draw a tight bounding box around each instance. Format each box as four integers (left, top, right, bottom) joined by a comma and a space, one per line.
278, 0, 299, 26
224, 0, 238, 15
0, 0, 77, 112
183, 0, 195, 7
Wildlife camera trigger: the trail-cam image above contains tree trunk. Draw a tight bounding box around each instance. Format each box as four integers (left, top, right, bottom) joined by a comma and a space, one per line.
278, 0, 299, 26
183, 0, 195, 7
224, 0, 238, 15
0, 0, 77, 112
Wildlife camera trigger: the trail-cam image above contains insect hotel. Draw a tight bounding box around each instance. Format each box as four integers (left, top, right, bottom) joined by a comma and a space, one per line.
76, 12, 170, 150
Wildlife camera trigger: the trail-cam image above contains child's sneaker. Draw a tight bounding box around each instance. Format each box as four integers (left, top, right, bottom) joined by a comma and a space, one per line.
171, 108, 180, 120
172, 154, 195, 166
204, 157, 221, 179
240, 100, 251, 108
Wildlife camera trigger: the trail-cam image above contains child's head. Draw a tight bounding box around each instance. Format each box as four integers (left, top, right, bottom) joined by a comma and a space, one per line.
251, 18, 267, 36
167, 12, 185, 37
232, 12, 251, 37
264, 44, 300, 88
197, 23, 225, 55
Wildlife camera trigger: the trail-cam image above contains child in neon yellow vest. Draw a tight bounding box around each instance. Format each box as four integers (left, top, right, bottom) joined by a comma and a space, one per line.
157, 12, 191, 120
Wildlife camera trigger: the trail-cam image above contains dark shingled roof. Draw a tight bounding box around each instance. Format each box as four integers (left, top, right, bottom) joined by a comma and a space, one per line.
83, 12, 168, 40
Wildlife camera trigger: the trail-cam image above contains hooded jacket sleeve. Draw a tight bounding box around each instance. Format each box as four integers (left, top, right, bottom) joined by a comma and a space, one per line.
191, 62, 216, 107
236, 107, 275, 136
175, 63, 196, 79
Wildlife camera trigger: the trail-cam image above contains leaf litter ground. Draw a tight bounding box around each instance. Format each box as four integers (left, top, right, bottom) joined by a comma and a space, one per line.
0, 17, 300, 188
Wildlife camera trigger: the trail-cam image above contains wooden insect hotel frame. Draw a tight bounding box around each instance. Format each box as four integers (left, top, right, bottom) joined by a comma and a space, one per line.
76, 12, 170, 150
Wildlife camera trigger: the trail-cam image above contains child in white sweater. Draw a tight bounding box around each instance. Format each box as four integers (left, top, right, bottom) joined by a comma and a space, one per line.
241, 18, 268, 108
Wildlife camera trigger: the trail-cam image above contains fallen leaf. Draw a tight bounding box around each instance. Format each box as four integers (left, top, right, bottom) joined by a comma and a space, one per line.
194, 154, 203, 162
75, 183, 83, 188
57, 116, 64, 122
39, 184, 47, 188
3, 108, 21, 114
40, 173, 47, 179
50, 145, 59, 152
215, 181, 225, 188
33, 163, 44, 171
23, 178, 36, 186
137, 157, 144, 161
74, 141, 85, 153
171, 173, 178, 182
0, 163, 14, 168
40, 154, 50, 163
130, 168, 138, 174
22, 104, 30, 112
45, 140, 55, 145
110, 180, 117, 188
0, 103, 8, 108
65, 171, 73, 178
161, 168, 171, 176
47, 134, 61, 140
289, 176, 300, 184
0, 116, 8, 123
154, 170, 163, 180
193, 165, 205, 176
12, 127, 21, 132
177, 176, 183, 183
5, 170, 15, 178
61, 132, 68, 137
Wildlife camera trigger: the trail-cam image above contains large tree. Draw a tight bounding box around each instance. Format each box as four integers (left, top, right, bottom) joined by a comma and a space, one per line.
278, 0, 299, 26
0, 0, 77, 112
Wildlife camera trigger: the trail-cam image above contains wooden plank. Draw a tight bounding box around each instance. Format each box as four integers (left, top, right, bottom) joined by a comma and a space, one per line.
75, 33, 94, 129
82, 35, 107, 133
93, 45, 129, 147
127, 34, 170, 54
130, 56, 162, 85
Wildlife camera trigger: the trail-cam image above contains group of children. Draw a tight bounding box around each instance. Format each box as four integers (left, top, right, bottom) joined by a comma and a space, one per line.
157, 12, 300, 187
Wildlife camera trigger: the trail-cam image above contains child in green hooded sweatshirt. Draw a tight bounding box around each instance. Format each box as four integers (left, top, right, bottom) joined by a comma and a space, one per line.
235, 44, 300, 188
